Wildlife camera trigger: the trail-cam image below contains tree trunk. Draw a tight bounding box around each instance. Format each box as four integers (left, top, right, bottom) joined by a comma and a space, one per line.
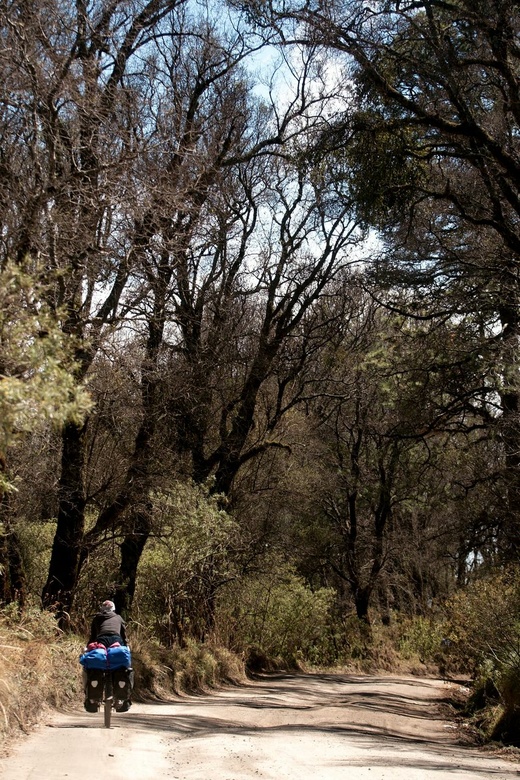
90, 270, 169, 617
354, 585, 371, 624
41, 421, 86, 624
497, 301, 520, 558
114, 508, 152, 620
0, 517, 26, 606
211, 348, 277, 496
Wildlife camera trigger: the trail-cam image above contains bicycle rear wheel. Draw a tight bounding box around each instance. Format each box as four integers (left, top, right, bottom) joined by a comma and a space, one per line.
104, 696, 112, 727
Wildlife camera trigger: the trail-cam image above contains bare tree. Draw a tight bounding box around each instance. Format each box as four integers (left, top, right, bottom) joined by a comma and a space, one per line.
0, 0, 210, 617
246, 0, 520, 557
78, 41, 365, 617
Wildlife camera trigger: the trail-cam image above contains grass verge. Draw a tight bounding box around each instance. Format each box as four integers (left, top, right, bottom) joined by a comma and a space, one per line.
0, 605, 247, 747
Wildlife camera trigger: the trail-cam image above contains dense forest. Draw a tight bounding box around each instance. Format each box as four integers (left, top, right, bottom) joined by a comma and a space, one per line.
1, 0, 520, 731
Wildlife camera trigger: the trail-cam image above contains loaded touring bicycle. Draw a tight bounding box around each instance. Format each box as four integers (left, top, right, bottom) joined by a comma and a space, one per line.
80, 642, 134, 728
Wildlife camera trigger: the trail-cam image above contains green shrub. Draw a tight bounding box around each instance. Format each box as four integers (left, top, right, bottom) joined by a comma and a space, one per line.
442, 569, 520, 743
336, 616, 410, 673
128, 631, 245, 696
398, 616, 445, 664
16, 520, 55, 595
216, 565, 335, 667
133, 482, 239, 646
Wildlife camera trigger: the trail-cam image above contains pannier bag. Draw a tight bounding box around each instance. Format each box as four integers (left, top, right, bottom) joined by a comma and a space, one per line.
86, 668, 104, 701
113, 667, 134, 698
80, 646, 108, 669
107, 644, 132, 670
80, 644, 131, 670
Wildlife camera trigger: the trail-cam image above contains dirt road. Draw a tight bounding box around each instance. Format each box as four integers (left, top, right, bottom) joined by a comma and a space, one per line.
1, 673, 518, 780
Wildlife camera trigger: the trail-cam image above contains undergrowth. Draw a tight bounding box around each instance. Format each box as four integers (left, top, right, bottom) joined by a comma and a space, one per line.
0, 603, 247, 744
1, 600, 505, 750
0, 603, 82, 739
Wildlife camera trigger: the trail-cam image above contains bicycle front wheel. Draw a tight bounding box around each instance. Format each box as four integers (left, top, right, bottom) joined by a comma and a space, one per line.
104, 674, 113, 728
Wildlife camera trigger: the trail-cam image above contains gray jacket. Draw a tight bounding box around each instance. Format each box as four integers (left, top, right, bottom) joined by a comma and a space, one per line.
89, 609, 127, 644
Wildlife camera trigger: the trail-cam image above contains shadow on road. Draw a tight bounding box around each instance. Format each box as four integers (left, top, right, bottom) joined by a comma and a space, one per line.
49, 673, 518, 778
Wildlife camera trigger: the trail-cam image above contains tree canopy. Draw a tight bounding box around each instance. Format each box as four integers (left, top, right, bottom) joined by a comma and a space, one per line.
0, 0, 519, 679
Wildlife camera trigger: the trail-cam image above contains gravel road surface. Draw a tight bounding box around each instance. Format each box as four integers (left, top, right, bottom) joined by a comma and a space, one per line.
1, 673, 518, 780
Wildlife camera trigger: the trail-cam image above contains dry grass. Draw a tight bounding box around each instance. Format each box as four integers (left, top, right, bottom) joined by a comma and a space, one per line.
128, 632, 247, 699
0, 606, 248, 747
0, 604, 83, 743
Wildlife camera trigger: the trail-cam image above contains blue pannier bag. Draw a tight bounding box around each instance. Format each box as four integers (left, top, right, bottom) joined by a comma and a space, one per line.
80, 646, 108, 669
107, 645, 131, 670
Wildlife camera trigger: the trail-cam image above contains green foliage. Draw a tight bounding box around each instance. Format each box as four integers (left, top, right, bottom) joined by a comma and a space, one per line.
345, 112, 427, 228
134, 481, 239, 644
0, 598, 59, 639
165, 639, 240, 692
443, 570, 520, 738
0, 261, 91, 492
15, 520, 56, 595
445, 572, 520, 669
216, 563, 335, 666
398, 616, 445, 664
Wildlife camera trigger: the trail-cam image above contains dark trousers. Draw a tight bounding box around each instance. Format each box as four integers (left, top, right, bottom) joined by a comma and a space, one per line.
96, 634, 124, 647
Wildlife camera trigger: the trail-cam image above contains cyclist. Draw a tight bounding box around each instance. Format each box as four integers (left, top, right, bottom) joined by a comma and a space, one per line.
84, 599, 132, 712
89, 599, 128, 647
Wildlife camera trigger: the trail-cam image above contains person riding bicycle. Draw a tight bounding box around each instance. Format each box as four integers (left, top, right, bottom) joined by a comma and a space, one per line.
89, 599, 128, 648
83, 600, 133, 713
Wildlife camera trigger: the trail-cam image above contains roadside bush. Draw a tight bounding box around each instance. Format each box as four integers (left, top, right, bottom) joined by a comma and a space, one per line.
8, 519, 54, 597
443, 569, 520, 744
336, 616, 428, 673
133, 482, 239, 646
398, 616, 446, 665
166, 640, 245, 692
216, 565, 335, 668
